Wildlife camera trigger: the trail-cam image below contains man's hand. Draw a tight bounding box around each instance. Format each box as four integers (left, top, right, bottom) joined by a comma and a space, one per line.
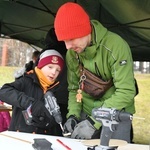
71, 116, 101, 139
63, 115, 79, 134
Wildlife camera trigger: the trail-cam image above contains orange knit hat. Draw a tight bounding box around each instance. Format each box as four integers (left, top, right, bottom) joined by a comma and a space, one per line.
54, 2, 91, 41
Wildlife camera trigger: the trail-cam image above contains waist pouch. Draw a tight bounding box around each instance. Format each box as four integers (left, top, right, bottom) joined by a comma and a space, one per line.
79, 65, 113, 99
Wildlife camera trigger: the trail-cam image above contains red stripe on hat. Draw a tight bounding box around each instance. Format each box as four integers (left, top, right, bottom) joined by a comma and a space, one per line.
37, 55, 64, 70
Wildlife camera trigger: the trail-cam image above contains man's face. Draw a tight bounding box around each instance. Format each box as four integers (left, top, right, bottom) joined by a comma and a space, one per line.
64, 34, 91, 53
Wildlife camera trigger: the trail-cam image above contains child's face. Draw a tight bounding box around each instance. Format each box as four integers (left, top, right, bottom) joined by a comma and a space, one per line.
41, 64, 61, 82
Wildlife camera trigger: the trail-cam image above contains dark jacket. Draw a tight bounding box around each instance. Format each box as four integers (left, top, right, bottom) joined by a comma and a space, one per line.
0, 72, 61, 135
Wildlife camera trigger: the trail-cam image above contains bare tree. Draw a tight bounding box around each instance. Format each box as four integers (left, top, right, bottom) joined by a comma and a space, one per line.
0, 38, 41, 67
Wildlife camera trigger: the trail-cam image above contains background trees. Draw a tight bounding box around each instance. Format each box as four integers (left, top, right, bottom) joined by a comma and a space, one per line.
0, 38, 41, 67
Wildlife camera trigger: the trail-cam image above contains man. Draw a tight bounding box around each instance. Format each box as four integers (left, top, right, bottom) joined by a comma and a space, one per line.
54, 2, 136, 142
14, 50, 40, 79
25, 50, 40, 72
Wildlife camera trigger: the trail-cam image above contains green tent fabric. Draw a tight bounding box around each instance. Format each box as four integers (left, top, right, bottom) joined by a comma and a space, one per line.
0, 0, 150, 61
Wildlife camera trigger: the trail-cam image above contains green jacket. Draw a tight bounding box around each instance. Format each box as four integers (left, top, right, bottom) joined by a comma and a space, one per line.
66, 20, 136, 120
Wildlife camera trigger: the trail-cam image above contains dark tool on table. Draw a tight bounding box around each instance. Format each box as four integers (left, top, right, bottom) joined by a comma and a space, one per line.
0, 133, 53, 150
32, 138, 53, 150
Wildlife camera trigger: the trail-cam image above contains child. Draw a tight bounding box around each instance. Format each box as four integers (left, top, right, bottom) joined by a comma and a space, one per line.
0, 49, 64, 135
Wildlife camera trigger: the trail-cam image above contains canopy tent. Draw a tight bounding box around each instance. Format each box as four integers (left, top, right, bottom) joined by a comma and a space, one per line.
0, 0, 150, 61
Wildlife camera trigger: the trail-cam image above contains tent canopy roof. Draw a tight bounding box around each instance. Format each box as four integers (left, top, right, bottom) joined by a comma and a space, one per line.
0, 0, 150, 61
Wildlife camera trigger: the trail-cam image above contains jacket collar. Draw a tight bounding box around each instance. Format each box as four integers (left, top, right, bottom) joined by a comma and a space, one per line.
79, 20, 107, 60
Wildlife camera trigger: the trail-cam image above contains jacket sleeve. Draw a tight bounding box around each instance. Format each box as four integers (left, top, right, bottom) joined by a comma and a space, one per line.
0, 77, 34, 110
102, 36, 136, 113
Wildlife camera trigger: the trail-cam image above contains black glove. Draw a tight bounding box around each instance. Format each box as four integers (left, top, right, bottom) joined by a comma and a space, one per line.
63, 115, 79, 134
31, 100, 56, 129
31, 114, 56, 129
71, 116, 101, 139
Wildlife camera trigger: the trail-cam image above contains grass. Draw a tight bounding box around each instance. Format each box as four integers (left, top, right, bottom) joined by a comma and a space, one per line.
133, 73, 150, 144
0, 66, 19, 86
0, 67, 150, 144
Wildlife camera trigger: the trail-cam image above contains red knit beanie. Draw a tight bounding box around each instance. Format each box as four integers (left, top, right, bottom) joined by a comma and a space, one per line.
37, 50, 64, 70
54, 2, 91, 41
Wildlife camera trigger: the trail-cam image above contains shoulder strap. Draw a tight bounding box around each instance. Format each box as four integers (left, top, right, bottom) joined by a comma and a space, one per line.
76, 53, 83, 66
76, 53, 104, 79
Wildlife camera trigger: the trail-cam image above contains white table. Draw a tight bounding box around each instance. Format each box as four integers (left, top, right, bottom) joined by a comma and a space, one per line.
0, 131, 149, 150
0, 131, 86, 150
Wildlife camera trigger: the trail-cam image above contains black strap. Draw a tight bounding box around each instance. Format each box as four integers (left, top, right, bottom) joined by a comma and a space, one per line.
76, 53, 82, 65
76, 53, 102, 78
86, 116, 95, 126
95, 62, 103, 79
